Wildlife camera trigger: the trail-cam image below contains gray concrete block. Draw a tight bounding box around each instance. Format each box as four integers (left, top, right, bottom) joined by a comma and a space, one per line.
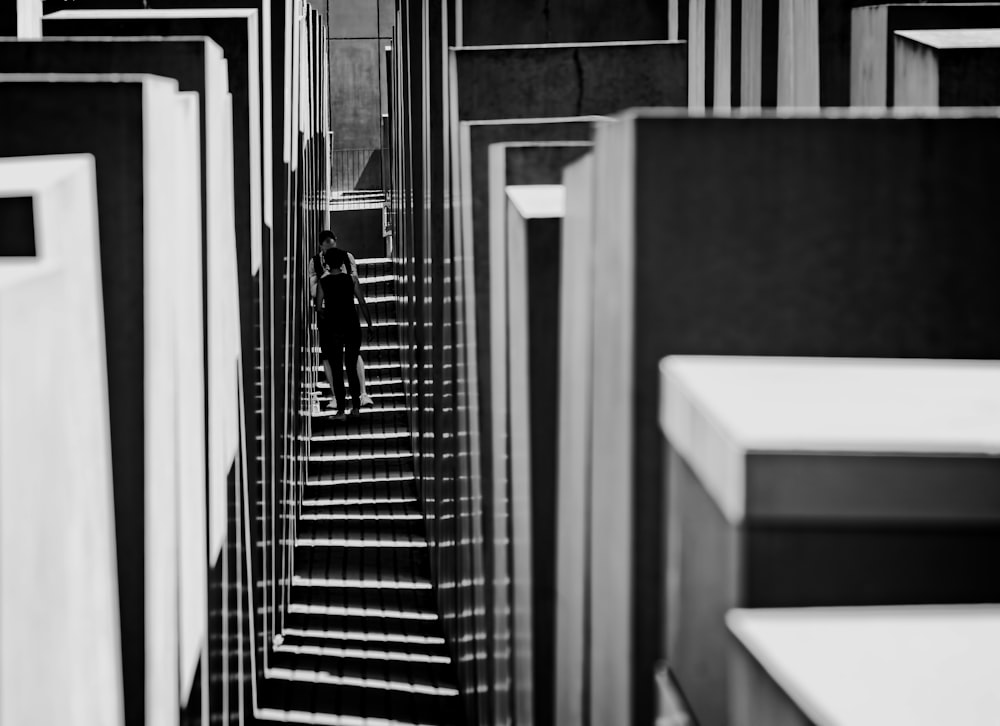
328, 0, 377, 38
579, 108, 1000, 726
727, 605, 1000, 726
457, 0, 671, 45
451, 41, 687, 122
329, 38, 383, 148
485, 142, 590, 726
741, 0, 1000, 108
853, 3, 1000, 106
505, 184, 565, 726
662, 356, 1000, 726
554, 150, 596, 726
0, 74, 204, 726
895, 28, 1000, 105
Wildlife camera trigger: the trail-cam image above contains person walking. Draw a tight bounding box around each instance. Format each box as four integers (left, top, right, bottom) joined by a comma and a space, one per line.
311, 230, 373, 420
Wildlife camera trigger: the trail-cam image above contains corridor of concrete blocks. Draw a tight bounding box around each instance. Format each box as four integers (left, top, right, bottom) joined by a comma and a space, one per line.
2, 1, 1000, 725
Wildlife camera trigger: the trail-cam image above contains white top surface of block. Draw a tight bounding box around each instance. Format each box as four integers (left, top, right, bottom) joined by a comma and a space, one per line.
506, 184, 566, 219
45, 8, 255, 20
896, 28, 1000, 50
727, 605, 1000, 726
660, 357, 1000, 521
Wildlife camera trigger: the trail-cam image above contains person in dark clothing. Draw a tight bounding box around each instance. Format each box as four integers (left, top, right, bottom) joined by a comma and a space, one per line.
312, 230, 372, 420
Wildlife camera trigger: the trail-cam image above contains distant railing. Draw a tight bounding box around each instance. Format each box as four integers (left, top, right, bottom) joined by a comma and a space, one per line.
328, 146, 385, 210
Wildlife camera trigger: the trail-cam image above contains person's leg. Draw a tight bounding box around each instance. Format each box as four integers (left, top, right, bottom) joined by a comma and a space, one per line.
329, 335, 347, 415
357, 355, 373, 407
318, 320, 338, 409
323, 360, 336, 407
345, 326, 362, 411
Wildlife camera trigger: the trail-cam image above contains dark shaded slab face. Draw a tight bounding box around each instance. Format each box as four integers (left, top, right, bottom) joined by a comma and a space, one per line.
452, 41, 687, 122
458, 0, 671, 45
895, 28, 1000, 106
0, 196, 35, 256
584, 109, 1000, 726
0, 37, 214, 93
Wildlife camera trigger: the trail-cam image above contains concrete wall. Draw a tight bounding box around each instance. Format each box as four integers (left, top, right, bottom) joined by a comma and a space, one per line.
326, 0, 392, 149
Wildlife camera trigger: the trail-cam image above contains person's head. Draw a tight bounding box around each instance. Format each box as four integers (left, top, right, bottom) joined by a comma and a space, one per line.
318, 229, 338, 251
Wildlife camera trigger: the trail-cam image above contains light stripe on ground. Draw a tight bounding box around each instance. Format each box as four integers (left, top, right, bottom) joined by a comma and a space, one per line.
267, 668, 458, 697
274, 643, 449, 664
288, 602, 438, 620
307, 431, 409, 442
305, 474, 413, 485
302, 497, 417, 506
300, 512, 421, 521
281, 627, 444, 646
308, 452, 413, 462
295, 538, 427, 549
292, 575, 431, 590
256, 706, 439, 726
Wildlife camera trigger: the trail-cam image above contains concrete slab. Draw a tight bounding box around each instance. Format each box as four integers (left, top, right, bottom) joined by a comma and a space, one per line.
506, 184, 566, 726
486, 141, 590, 726
456, 0, 672, 45
0, 74, 205, 726
727, 605, 1000, 726
329, 38, 384, 148
448, 47, 686, 686
853, 3, 1000, 106
664, 356, 1000, 725
741, 0, 1000, 108
0, 37, 236, 560
43, 8, 263, 276
451, 120, 597, 723
554, 150, 596, 726
0, 153, 121, 726
895, 27, 1000, 105
581, 108, 1000, 726
450, 41, 687, 122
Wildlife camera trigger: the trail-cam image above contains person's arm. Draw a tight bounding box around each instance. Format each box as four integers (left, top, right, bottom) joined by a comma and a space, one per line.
309, 257, 319, 306
347, 252, 372, 326
353, 274, 372, 327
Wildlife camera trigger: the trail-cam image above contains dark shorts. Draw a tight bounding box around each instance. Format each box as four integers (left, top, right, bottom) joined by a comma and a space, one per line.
318, 315, 361, 363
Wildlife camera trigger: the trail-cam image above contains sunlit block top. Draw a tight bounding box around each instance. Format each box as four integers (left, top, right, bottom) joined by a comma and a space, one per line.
659, 356, 1000, 524
726, 605, 1000, 726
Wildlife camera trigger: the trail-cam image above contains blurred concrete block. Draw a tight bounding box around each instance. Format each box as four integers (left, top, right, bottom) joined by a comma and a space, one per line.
0, 74, 204, 726
328, 38, 383, 148
43, 8, 264, 276
581, 108, 1000, 726
555, 150, 596, 726
727, 605, 1000, 726
0, 153, 122, 726
742, 0, 1000, 108
0, 35, 237, 566
895, 28, 1000, 105
662, 356, 1000, 726
505, 183, 566, 726
486, 140, 590, 726
852, 3, 1000, 106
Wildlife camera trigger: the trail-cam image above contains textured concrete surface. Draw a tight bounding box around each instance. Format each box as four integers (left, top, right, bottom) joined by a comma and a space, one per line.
329, 38, 384, 147
895, 27, 1000, 106
458, 0, 671, 45
486, 141, 590, 726
452, 41, 687, 122
852, 3, 1000, 106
